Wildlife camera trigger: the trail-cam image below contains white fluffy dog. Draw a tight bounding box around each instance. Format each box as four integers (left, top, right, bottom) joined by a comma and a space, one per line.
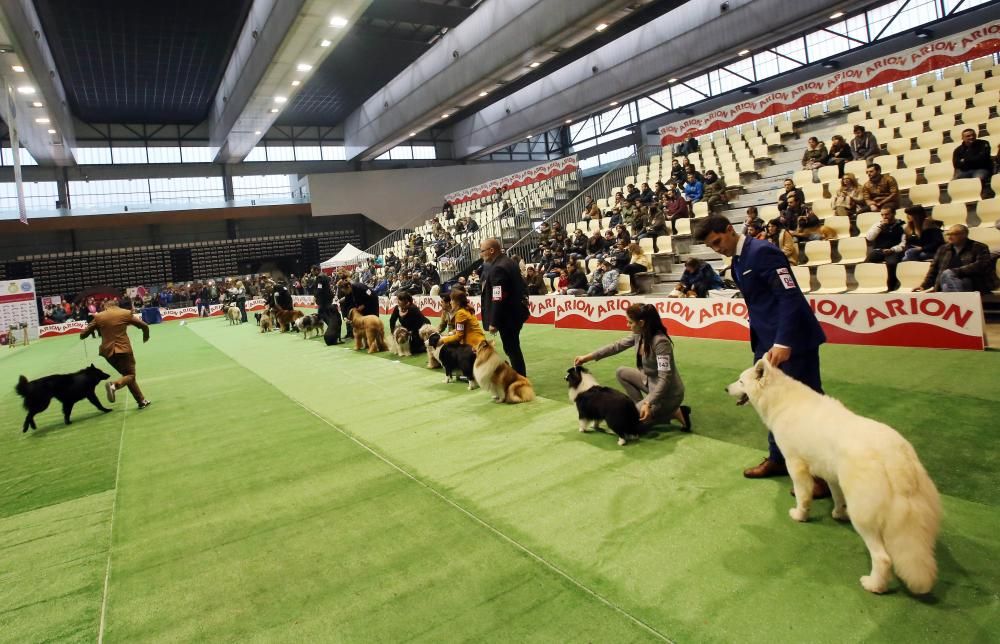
417, 324, 441, 368
726, 359, 940, 595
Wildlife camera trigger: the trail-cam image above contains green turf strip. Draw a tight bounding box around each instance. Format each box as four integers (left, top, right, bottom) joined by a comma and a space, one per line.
191, 319, 1000, 643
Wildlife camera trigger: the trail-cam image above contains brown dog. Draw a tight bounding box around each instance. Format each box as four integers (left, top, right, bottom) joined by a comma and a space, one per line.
349, 308, 387, 353
275, 309, 304, 332
472, 340, 535, 404
260, 312, 273, 333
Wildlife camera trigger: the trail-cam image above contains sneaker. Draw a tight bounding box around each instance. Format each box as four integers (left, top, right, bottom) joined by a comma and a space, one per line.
105, 382, 116, 403
137, 400, 152, 409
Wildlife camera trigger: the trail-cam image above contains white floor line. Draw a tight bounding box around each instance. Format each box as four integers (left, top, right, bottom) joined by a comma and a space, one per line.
290, 398, 675, 644
97, 399, 129, 644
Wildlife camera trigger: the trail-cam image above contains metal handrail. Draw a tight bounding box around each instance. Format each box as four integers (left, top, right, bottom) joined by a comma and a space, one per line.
360, 205, 442, 262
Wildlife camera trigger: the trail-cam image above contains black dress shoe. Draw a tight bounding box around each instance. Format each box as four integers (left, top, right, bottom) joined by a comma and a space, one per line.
679, 405, 692, 432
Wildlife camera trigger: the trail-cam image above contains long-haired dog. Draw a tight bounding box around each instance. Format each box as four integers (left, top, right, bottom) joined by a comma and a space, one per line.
297, 314, 325, 339
349, 308, 387, 353
389, 327, 413, 356
726, 359, 941, 595
275, 309, 303, 332
16, 365, 113, 432
473, 340, 534, 403
259, 312, 273, 333
254, 312, 263, 326
565, 366, 644, 446
418, 325, 441, 368
427, 335, 477, 390
226, 305, 241, 325
323, 306, 343, 345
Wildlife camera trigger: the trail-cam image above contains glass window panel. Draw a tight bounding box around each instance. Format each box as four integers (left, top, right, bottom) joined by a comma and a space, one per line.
670, 81, 704, 108
752, 50, 780, 81
375, 151, 390, 160
180, 146, 213, 163
245, 146, 267, 162
599, 145, 634, 166
636, 97, 668, 121
388, 145, 413, 160
805, 29, 852, 61
149, 176, 223, 203
232, 175, 292, 199
714, 66, 751, 94
73, 147, 114, 165
0, 181, 58, 210
17, 149, 38, 166
69, 179, 150, 208
578, 156, 600, 171
321, 145, 346, 160
570, 118, 597, 143
596, 129, 631, 146
266, 145, 295, 161
945, 0, 989, 11
296, 145, 322, 161
412, 145, 436, 159
111, 146, 148, 164
147, 146, 181, 164
875, 0, 939, 39
775, 38, 807, 71
599, 106, 632, 133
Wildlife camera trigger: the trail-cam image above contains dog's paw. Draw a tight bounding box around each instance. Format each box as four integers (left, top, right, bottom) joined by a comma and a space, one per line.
832, 507, 850, 522
860, 575, 888, 594
443, 377, 450, 384
789, 507, 809, 522
617, 437, 627, 446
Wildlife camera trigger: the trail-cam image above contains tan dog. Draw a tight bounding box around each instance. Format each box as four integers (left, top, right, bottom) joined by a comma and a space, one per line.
349, 308, 387, 353
418, 324, 441, 368
472, 340, 535, 404
259, 313, 273, 333
226, 306, 241, 325
275, 309, 304, 332
390, 326, 412, 356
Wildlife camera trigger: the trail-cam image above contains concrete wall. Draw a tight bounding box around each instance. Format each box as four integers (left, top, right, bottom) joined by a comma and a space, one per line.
306, 162, 535, 230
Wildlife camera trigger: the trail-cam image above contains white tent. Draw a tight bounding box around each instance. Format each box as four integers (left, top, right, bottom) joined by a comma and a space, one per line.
320, 243, 374, 268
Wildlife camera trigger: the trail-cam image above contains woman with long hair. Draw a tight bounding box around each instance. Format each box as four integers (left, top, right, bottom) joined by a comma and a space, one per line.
831, 173, 863, 220
440, 289, 486, 348
574, 303, 690, 432
390, 291, 432, 354
764, 218, 798, 265
901, 205, 945, 262
619, 242, 653, 294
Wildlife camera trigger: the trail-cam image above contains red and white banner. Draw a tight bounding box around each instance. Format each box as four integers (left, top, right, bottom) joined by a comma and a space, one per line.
380, 294, 483, 319
445, 156, 579, 205
38, 320, 89, 338
528, 295, 558, 325
659, 22, 1000, 145
554, 293, 984, 350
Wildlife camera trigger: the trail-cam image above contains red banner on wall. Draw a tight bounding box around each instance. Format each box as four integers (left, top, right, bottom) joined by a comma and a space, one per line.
659, 22, 1000, 145
445, 156, 579, 205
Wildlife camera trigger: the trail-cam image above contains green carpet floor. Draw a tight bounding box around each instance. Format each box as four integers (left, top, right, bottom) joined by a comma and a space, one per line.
1, 317, 998, 642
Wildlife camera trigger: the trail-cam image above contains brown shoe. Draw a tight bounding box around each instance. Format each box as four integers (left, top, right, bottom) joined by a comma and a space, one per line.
743, 458, 788, 478
789, 477, 831, 499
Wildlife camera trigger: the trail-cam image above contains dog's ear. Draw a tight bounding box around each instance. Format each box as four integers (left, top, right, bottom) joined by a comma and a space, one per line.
753, 359, 767, 380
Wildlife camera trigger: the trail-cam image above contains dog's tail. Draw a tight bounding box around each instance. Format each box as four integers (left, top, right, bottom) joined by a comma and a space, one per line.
15, 375, 30, 397
883, 456, 941, 595
506, 380, 535, 404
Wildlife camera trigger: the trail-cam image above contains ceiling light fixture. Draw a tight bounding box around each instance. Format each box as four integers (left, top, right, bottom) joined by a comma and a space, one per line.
291, 80, 301, 86
595, 23, 608, 32
330, 16, 348, 28
738, 49, 750, 56
270, 108, 280, 113
296, 63, 312, 72
526, 135, 532, 139
47, 129, 56, 134
829, 12, 844, 19
409, 132, 416, 137
668, 78, 679, 83
274, 96, 287, 103
915, 28, 933, 39
529, 61, 541, 68
479, 91, 488, 97
31, 101, 42, 107
254, 130, 262, 135
441, 113, 449, 118
610, 101, 618, 106
16, 86, 34, 94
34, 117, 49, 123
822, 60, 840, 69
320, 39, 332, 47
11, 65, 24, 72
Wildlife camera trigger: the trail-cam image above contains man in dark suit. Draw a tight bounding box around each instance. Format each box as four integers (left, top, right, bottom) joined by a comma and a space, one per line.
479, 237, 530, 376
695, 215, 829, 497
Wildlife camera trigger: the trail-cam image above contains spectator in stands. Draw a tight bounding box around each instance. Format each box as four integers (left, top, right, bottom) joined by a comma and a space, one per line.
615, 224, 631, 246
625, 183, 641, 202
639, 182, 655, 204
824, 134, 853, 178
702, 170, 727, 211
742, 206, 761, 236
831, 172, 864, 220
390, 292, 431, 355
764, 219, 798, 265
569, 228, 588, 259
525, 265, 546, 295
952, 128, 993, 186
669, 258, 724, 298
682, 172, 704, 211
599, 260, 621, 296
862, 163, 900, 212
801, 136, 828, 176
850, 124, 880, 161
442, 201, 455, 220
609, 192, 625, 218
637, 206, 668, 252
619, 242, 652, 294
865, 206, 905, 289
900, 205, 945, 262
777, 179, 805, 216
581, 195, 602, 225
916, 224, 998, 293
663, 188, 691, 235
654, 181, 668, 199
564, 263, 588, 296
630, 205, 649, 238
544, 250, 567, 291
670, 159, 686, 185
994, 142, 1000, 175
198, 283, 211, 317
585, 228, 607, 261
790, 208, 830, 242
778, 193, 806, 232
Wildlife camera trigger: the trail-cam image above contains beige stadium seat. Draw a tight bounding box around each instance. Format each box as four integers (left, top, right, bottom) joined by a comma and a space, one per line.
973, 90, 999, 107
897, 122, 924, 140
892, 168, 918, 190
853, 263, 889, 293
961, 106, 991, 127
944, 63, 966, 78
981, 76, 1000, 91
941, 98, 968, 115
950, 84, 977, 100
816, 165, 840, 185
777, 120, 795, 135
802, 182, 827, 203
885, 138, 912, 155
922, 162, 953, 184
654, 235, 672, 254
802, 240, 832, 267
896, 261, 930, 292
904, 85, 929, 99
893, 97, 919, 114
837, 235, 869, 264
617, 274, 632, 294
848, 110, 869, 126
813, 264, 848, 294
977, 198, 1000, 226
910, 105, 936, 123
693, 201, 709, 217
948, 178, 984, 203
844, 160, 868, 177
932, 202, 968, 227
930, 77, 959, 92
970, 56, 996, 72
969, 226, 1000, 251
874, 127, 894, 144
638, 237, 656, 256
794, 169, 815, 186
874, 154, 899, 170
859, 98, 881, 113
760, 204, 780, 220
883, 112, 906, 128
928, 114, 955, 131
909, 184, 942, 207
869, 86, 890, 100
915, 72, 937, 86
857, 211, 881, 233
675, 218, 692, 236
792, 265, 812, 292
812, 199, 834, 217
903, 148, 932, 169
922, 91, 947, 108
914, 131, 943, 151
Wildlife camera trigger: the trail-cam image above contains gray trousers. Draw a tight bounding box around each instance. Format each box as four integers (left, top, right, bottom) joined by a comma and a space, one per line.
615, 366, 684, 424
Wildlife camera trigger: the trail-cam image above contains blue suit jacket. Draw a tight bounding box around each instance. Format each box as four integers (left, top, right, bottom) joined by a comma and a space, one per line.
732, 237, 825, 359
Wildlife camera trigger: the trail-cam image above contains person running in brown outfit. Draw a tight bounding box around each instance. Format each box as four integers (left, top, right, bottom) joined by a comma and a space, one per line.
80, 298, 152, 408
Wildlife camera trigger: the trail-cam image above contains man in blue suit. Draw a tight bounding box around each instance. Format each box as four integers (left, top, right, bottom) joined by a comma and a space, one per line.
695, 215, 829, 498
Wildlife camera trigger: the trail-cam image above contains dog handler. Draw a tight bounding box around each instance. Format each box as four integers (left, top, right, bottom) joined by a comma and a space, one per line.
440, 289, 486, 348
479, 237, 530, 376
80, 298, 152, 408
389, 291, 431, 354
694, 214, 828, 497
574, 303, 690, 430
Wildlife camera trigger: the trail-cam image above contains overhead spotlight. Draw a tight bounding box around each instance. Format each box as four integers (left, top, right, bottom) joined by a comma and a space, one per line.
668, 78, 679, 83
274, 96, 287, 103
565, 119, 572, 124
291, 80, 301, 86
320, 39, 332, 47
822, 60, 840, 70
270, 108, 280, 113
525, 135, 532, 139
610, 101, 618, 106
479, 91, 488, 97
595, 23, 608, 32
47, 129, 56, 134
409, 132, 416, 137
16, 86, 35, 94
915, 28, 933, 39
441, 113, 449, 119
330, 16, 348, 28
254, 130, 262, 135
31, 101, 42, 107
34, 117, 49, 123
738, 49, 750, 56
11, 65, 24, 72
529, 61, 541, 68
829, 11, 844, 19
296, 63, 312, 72
740, 87, 759, 96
